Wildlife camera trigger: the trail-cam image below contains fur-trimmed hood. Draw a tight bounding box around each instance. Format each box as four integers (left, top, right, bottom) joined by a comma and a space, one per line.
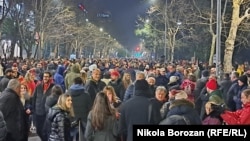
167, 99, 202, 125
169, 99, 194, 110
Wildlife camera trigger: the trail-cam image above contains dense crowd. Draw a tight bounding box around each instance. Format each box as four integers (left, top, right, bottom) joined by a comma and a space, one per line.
0, 57, 249, 141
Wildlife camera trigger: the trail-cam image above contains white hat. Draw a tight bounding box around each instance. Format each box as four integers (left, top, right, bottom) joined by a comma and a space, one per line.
175, 90, 188, 99
168, 76, 178, 84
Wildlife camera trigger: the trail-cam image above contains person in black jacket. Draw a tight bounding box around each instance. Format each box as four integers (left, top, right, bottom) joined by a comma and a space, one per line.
0, 68, 13, 92
32, 71, 55, 141
0, 79, 29, 141
48, 93, 74, 141
69, 77, 92, 141
0, 110, 7, 141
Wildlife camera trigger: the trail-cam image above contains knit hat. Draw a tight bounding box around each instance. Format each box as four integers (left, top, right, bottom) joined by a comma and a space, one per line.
134, 79, 149, 91
238, 75, 248, 84
110, 71, 120, 77
206, 79, 217, 90
5, 68, 13, 74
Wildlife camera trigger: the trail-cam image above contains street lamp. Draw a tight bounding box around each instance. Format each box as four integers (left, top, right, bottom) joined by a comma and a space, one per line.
216, 0, 221, 79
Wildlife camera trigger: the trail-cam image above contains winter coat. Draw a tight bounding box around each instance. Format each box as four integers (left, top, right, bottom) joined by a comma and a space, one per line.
0, 88, 29, 141
221, 102, 250, 124
32, 82, 55, 116
218, 77, 232, 103
53, 65, 66, 92
165, 99, 202, 125
0, 76, 10, 92
69, 84, 92, 124
85, 79, 106, 104
108, 78, 124, 100
65, 64, 81, 90
0, 111, 7, 141
48, 106, 71, 141
118, 89, 157, 141
194, 77, 208, 114
123, 83, 134, 102
233, 84, 248, 110
226, 81, 238, 111
84, 111, 118, 141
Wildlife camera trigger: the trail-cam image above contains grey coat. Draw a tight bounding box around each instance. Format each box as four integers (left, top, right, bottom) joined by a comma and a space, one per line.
84, 111, 118, 141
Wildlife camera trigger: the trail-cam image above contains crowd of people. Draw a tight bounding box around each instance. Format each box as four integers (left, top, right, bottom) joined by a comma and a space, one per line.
0, 57, 249, 141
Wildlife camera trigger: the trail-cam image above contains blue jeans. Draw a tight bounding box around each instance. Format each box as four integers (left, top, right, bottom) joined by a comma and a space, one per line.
70, 122, 86, 141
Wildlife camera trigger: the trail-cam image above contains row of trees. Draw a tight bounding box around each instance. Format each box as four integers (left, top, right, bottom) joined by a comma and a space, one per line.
135, 0, 250, 73
0, 0, 123, 59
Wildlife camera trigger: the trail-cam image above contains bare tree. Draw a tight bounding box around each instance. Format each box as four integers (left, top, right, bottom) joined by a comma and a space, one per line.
223, 0, 250, 72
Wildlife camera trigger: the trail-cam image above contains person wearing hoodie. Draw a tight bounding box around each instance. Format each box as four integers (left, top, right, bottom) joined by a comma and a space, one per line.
65, 63, 81, 91
48, 93, 74, 141
69, 77, 92, 141
53, 65, 66, 92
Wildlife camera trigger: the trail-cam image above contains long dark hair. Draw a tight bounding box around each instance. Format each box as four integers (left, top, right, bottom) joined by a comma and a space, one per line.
91, 91, 116, 130
52, 85, 63, 96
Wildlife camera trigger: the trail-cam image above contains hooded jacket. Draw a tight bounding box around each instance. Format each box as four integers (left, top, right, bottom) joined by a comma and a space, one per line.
166, 99, 202, 125
53, 65, 66, 92
69, 84, 92, 124
65, 64, 81, 90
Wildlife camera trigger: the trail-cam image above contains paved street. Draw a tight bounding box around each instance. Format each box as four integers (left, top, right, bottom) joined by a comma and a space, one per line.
28, 136, 41, 141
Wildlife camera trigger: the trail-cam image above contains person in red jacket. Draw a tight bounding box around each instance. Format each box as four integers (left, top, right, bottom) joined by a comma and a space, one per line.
221, 88, 250, 124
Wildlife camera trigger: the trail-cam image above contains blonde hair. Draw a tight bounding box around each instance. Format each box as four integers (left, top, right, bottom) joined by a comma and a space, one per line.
122, 72, 132, 89
57, 93, 74, 117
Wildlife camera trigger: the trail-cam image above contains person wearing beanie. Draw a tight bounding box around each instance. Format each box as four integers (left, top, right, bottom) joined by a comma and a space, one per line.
134, 79, 151, 97
118, 79, 159, 141
108, 70, 123, 100
206, 79, 224, 105
233, 75, 249, 110
200, 79, 224, 119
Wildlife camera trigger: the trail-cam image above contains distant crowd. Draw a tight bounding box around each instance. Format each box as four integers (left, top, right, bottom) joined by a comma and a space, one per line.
0, 57, 249, 141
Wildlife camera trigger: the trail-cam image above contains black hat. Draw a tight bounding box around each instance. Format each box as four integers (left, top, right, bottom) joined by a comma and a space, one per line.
5, 68, 13, 74
238, 75, 248, 84
202, 70, 210, 77
134, 79, 149, 91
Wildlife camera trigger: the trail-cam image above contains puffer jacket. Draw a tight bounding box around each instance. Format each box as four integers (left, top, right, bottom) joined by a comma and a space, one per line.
48, 106, 71, 141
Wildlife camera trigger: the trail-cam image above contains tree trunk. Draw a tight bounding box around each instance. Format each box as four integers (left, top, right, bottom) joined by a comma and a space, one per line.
170, 32, 176, 63
209, 35, 216, 66
223, 2, 240, 73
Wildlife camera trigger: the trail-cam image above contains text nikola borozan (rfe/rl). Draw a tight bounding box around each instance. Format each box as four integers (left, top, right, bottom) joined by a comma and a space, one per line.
136, 128, 247, 138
